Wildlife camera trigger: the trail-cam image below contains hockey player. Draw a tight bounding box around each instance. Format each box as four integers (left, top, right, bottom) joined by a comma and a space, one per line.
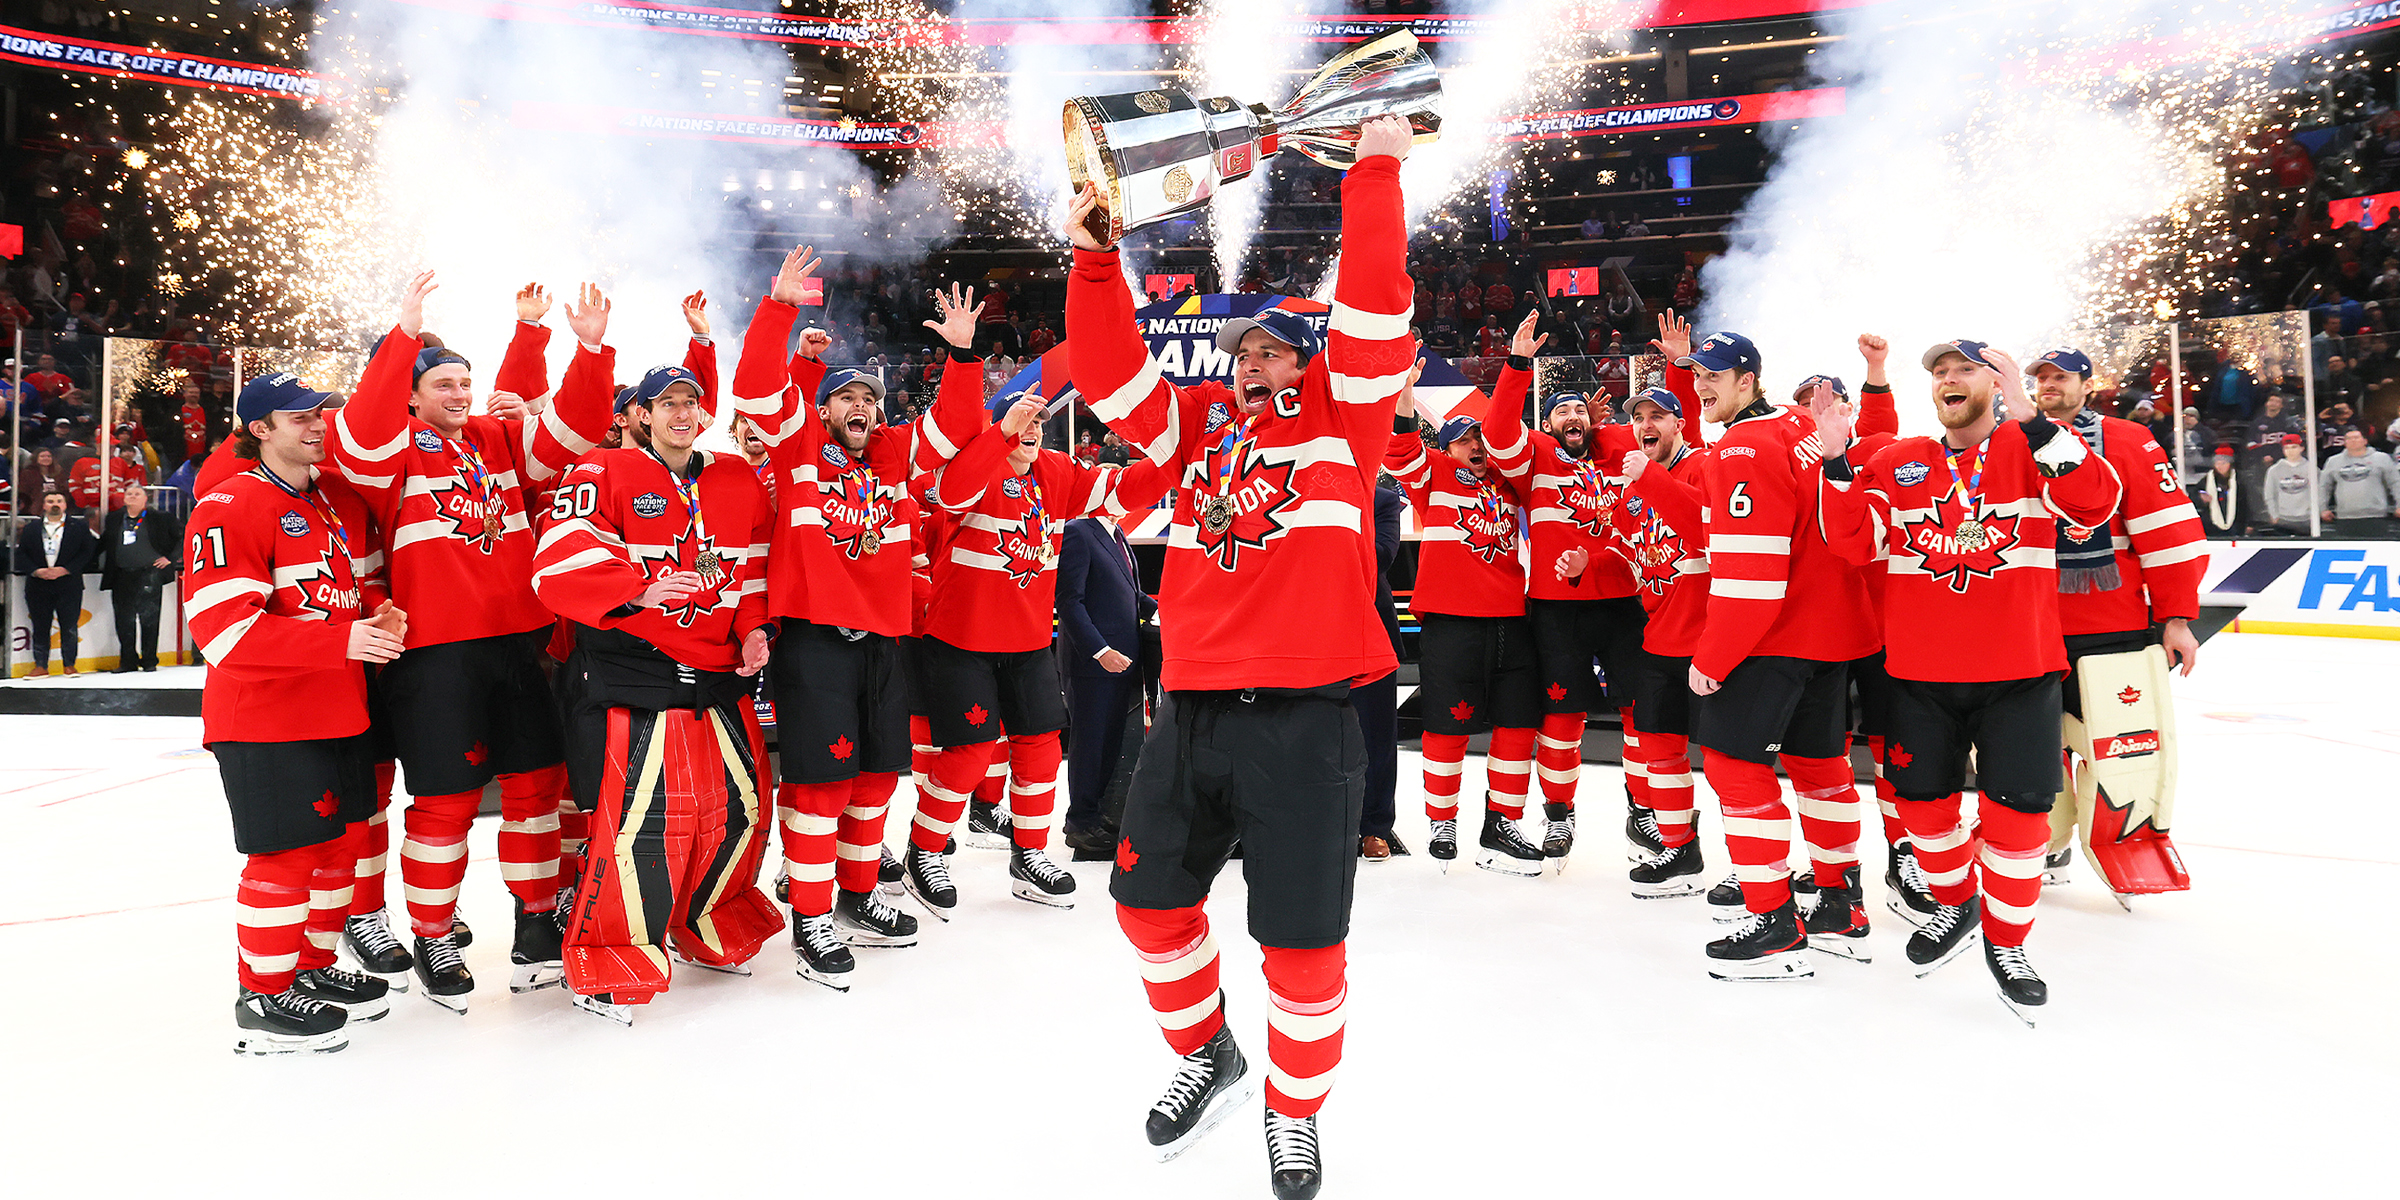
1386, 351, 1546, 875
1679, 330, 1879, 980
730, 246, 922, 991
190, 372, 409, 1053
1817, 339, 2123, 1023
1062, 112, 1417, 1200
328, 273, 616, 1011
530, 362, 782, 1024
1595, 385, 1712, 898
2027, 348, 2206, 899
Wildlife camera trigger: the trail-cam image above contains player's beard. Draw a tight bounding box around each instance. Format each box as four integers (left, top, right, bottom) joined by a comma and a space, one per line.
1936, 389, 1991, 431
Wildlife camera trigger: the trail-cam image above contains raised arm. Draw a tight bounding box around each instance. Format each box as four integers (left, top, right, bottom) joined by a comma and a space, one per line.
520, 283, 616, 487
731, 246, 825, 445
492, 283, 555, 403
1482, 311, 1541, 482
1855, 334, 1899, 440
912, 283, 992, 477
1651, 309, 1707, 449
682, 289, 720, 420
327, 272, 435, 506
1063, 185, 1201, 469
1326, 117, 1417, 472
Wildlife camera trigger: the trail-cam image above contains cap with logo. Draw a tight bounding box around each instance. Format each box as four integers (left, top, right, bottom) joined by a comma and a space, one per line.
1624, 385, 1683, 418
815, 366, 887, 406
1677, 330, 1761, 376
1543, 391, 1590, 423
1213, 307, 1324, 367
2031, 347, 2093, 379
1919, 339, 1996, 372
236, 372, 339, 426
636, 364, 704, 404
1435, 414, 1482, 448
1793, 374, 1848, 403
411, 347, 471, 388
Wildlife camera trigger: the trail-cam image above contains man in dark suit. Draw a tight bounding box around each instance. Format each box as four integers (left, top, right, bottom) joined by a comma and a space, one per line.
100, 484, 182, 671
1054, 513, 1155, 858
15, 490, 100, 675
1354, 475, 1408, 860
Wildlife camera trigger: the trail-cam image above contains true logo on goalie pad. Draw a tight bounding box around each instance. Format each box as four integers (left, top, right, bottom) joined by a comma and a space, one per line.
2095, 730, 2159, 760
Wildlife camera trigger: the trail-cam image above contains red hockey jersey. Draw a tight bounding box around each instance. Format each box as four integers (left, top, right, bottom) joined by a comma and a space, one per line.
327, 326, 614, 649
1607, 447, 1710, 656
1488, 364, 1699, 602
179, 400, 209, 461
1694, 403, 1880, 680
730, 299, 914, 638
925, 425, 1172, 653
196, 441, 389, 613
2054, 414, 2208, 637
530, 447, 773, 672
1821, 418, 2125, 682
1385, 413, 1533, 619
184, 467, 371, 744
1066, 154, 1411, 691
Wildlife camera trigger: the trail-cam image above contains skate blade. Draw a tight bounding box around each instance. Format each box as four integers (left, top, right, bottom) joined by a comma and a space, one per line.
2041, 869, 2071, 888
1998, 991, 2042, 1029
1707, 904, 1748, 924
1807, 936, 1872, 964
1009, 879, 1077, 909
420, 988, 471, 1015
1908, 930, 1983, 979
1630, 880, 1708, 900
1475, 851, 1546, 878
572, 995, 634, 1027
795, 960, 854, 992
1153, 1070, 1259, 1163
1545, 854, 1569, 876
234, 1030, 350, 1055
508, 961, 566, 993
962, 830, 1013, 852
340, 948, 413, 992
670, 952, 753, 976
332, 995, 393, 1022
1883, 895, 1934, 928
2110, 891, 2134, 913
839, 927, 920, 948
1706, 949, 1814, 981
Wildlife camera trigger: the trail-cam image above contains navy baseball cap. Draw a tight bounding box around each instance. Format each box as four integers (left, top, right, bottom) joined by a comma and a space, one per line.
2031, 347, 2093, 379
613, 385, 640, 415
815, 366, 886, 406
1624, 385, 1682, 418
1793, 374, 1849, 403
1435, 414, 1482, 448
1677, 330, 1761, 376
636, 364, 704, 404
1214, 308, 1323, 366
237, 372, 338, 426
1920, 339, 1995, 372
412, 346, 471, 387
1542, 391, 1590, 422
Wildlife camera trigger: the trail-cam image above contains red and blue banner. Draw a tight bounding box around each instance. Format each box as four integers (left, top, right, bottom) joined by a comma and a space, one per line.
0, 24, 348, 104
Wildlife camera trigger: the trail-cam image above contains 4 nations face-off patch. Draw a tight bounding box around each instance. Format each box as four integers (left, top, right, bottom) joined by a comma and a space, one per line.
415, 429, 445, 453
632, 493, 669, 518
279, 511, 310, 537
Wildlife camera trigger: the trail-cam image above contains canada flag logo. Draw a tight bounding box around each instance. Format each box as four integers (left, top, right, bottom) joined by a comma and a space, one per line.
427, 479, 506, 556
2117, 685, 2143, 706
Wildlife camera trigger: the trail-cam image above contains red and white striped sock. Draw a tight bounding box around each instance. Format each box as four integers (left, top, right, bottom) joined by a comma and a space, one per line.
1535, 712, 1585, 813
1118, 903, 1223, 1055
496, 765, 567, 915
1645, 730, 1697, 847
979, 753, 1008, 809
556, 796, 590, 897
238, 847, 316, 994
350, 763, 395, 915
1783, 751, 1863, 888
909, 714, 936, 798
912, 742, 997, 853
1895, 794, 1977, 907
304, 823, 363, 971
1485, 726, 1536, 820
399, 790, 479, 939
834, 772, 899, 894
1620, 711, 1654, 811
1706, 755, 1793, 914
1262, 942, 1346, 1119
1421, 732, 1468, 822
1977, 799, 2047, 947
1866, 736, 1907, 848
1007, 730, 1065, 851
777, 780, 847, 916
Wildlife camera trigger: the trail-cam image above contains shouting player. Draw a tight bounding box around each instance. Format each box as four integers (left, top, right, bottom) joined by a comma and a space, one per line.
1063, 112, 1417, 1200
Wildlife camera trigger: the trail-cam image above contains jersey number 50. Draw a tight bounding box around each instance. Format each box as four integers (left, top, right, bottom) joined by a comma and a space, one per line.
550, 482, 598, 521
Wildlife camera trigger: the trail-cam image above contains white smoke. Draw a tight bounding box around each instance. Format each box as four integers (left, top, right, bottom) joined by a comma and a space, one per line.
1190, 0, 1311, 287
1395, 0, 1620, 229
1696, 0, 2316, 433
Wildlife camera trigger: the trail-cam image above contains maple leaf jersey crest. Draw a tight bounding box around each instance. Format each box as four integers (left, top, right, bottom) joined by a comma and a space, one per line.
1551, 451, 1613, 537
998, 521, 1051, 588
1902, 510, 2022, 595
632, 525, 732, 627
425, 478, 507, 555
1192, 446, 1298, 573
1456, 494, 1518, 563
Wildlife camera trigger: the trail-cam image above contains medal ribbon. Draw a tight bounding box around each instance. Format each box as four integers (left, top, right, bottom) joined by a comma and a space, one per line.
1941, 439, 1988, 527
648, 449, 712, 564
1211, 416, 1257, 497
451, 437, 505, 527
839, 461, 888, 539
1023, 470, 1049, 552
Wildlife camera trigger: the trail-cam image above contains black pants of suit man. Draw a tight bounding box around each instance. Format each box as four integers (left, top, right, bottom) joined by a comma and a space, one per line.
1351, 670, 1398, 841
26, 577, 85, 671
114, 576, 166, 670
1063, 664, 1142, 841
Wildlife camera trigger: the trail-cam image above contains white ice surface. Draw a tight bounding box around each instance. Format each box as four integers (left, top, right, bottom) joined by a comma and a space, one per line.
2, 631, 2391, 1195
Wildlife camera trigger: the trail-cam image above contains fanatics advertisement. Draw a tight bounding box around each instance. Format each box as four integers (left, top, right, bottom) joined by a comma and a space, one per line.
0, 25, 348, 104
2202, 540, 2400, 638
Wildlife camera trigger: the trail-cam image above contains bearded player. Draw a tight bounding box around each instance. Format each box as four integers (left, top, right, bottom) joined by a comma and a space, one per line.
330, 273, 617, 1012
2026, 347, 2205, 901
1818, 340, 2123, 1024
1063, 113, 1417, 1200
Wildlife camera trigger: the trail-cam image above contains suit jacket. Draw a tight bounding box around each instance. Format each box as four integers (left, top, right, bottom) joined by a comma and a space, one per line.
14, 515, 100, 584
1056, 517, 1155, 678
1372, 480, 1404, 659
100, 508, 183, 591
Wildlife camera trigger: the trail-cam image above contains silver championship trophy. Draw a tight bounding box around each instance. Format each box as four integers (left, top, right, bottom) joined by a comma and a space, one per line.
1062, 28, 1442, 244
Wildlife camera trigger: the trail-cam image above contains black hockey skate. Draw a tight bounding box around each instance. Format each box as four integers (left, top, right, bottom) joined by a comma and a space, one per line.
1885, 843, 1938, 926
1705, 901, 1813, 981
293, 965, 393, 1022
573, 992, 634, 1027
450, 913, 473, 948
1905, 895, 1982, 977
1476, 809, 1546, 878
1062, 823, 1119, 862
1624, 795, 1663, 862
1802, 866, 1872, 963
341, 910, 413, 990
2042, 844, 2073, 887
903, 843, 957, 919
1542, 801, 1576, 863
1629, 840, 1707, 899
1790, 870, 1820, 914
1706, 871, 1746, 921
772, 864, 789, 907
792, 912, 855, 992
963, 799, 1013, 851
1009, 845, 1077, 908
1427, 819, 1458, 870
878, 844, 906, 897
1265, 1109, 1323, 1200
234, 987, 349, 1055
412, 933, 474, 1014
834, 887, 919, 947
1986, 940, 2047, 1027
1145, 1009, 1254, 1162
509, 895, 566, 994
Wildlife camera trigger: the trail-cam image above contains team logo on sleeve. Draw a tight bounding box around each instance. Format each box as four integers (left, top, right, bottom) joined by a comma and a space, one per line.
632, 493, 669, 519
1900, 511, 2022, 594
414, 429, 445, 453
280, 511, 310, 537
1893, 460, 1931, 488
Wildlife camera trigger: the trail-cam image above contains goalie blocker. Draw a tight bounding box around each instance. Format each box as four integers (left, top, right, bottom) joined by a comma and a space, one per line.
2055, 636, 2187, 895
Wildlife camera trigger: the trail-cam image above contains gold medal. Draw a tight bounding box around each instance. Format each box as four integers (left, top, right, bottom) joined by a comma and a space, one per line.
483, 514, 501, 538
1038, 542, 1057, 566
695, 549, 721, 577
1201, 494, 1235, 535
1955, 518, 1987, 551
861, 529, 882, 556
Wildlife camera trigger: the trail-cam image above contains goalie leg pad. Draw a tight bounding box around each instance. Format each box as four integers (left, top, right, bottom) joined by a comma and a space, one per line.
2072, 646, 2188, 894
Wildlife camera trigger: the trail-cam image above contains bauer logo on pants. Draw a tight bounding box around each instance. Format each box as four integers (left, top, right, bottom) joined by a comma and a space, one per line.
2095, 730, 2159, 760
